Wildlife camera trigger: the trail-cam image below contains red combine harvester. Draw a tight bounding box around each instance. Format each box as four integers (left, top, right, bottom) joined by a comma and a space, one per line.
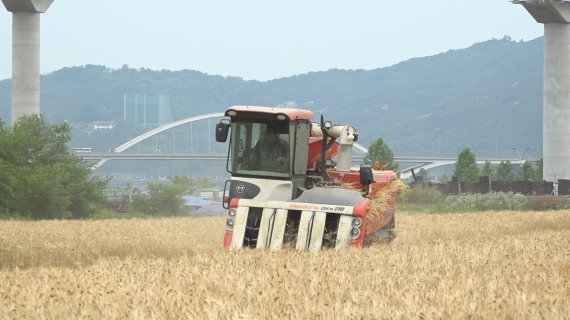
215, 105, 403, 250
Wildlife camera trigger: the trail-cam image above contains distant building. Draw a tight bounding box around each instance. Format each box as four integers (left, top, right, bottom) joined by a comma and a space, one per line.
88, 121, 116, 131
123, 94, 172, 129
73, 147, 92, 153
199, 189, 223, 201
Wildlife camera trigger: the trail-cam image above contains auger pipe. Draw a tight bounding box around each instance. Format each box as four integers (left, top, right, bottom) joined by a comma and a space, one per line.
311, 123, 357, 171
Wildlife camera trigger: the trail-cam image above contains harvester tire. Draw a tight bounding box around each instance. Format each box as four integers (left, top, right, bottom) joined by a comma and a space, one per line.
377, 229, 394, 243
378, 214, 396, 243
364, 215, 396, 246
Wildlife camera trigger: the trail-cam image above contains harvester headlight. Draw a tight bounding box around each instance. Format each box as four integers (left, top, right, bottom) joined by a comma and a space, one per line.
352, 218, 362, 227
228, 209, 236, 217
351, 227, 360, 239
227, 110, 237, 117
226, 218, 235, 230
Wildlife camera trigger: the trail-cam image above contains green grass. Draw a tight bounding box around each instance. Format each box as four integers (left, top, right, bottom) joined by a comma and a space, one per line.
0, 213, 28, 221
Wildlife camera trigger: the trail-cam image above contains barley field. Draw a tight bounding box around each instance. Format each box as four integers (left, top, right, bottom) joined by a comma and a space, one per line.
0, 211, 569, 319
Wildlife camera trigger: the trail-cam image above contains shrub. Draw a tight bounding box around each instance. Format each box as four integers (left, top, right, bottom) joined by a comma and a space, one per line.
132, 177, 189, 216
439, 192, 531, 212
398, 188, 570, 213
530, 195, 570, 211
400, 185, 444, 205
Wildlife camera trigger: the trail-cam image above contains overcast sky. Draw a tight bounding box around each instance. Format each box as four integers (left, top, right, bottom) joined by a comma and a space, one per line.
0, 0, 542, 81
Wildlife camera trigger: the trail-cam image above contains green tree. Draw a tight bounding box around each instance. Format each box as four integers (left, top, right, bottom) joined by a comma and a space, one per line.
189, 176, 215, 193
534, 158, 543, 181
133, 176, 189, 216
494, 161, 514, 181
453, 147, 480, 181
132, 176, 216, 215
481, 161, 494, 177
362, 137, 398, 171
0, 120, 15, 213
521, 161, 534, 181
0, 115, 107, 219
63, 159, 108, 218
418, 168, 429, 181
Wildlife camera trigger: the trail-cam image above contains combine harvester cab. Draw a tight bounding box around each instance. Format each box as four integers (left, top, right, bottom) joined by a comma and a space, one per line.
215, 105, 404, 251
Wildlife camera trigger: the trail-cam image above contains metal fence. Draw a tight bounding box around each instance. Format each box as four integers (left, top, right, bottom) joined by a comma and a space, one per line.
414, 176, 568, 196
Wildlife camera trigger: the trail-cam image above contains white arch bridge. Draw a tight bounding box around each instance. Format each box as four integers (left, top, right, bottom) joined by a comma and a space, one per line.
80, 113, 520, 179
88, 112, 225, 169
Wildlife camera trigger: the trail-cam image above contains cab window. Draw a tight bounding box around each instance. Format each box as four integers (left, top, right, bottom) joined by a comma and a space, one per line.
231, 121, 290, 178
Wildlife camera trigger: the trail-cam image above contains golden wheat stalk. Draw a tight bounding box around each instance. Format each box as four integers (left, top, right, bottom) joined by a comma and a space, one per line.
1, 210, 569, 319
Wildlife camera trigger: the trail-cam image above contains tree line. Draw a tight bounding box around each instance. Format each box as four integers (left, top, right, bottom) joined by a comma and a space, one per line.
453, 147, 543, 182
363, 139, 543, 182
0, 115, 543, 220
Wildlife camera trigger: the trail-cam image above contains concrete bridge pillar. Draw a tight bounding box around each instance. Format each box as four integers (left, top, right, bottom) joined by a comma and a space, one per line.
2, 0, 54, 124
514, 0, 570, 181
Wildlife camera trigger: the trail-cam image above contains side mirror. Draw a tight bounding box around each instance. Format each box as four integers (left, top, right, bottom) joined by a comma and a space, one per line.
215, 122, 230, 142
359, 166, 374, 185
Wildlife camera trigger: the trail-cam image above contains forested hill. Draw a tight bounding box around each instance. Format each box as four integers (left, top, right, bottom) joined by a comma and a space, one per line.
0, 36, 543, 158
